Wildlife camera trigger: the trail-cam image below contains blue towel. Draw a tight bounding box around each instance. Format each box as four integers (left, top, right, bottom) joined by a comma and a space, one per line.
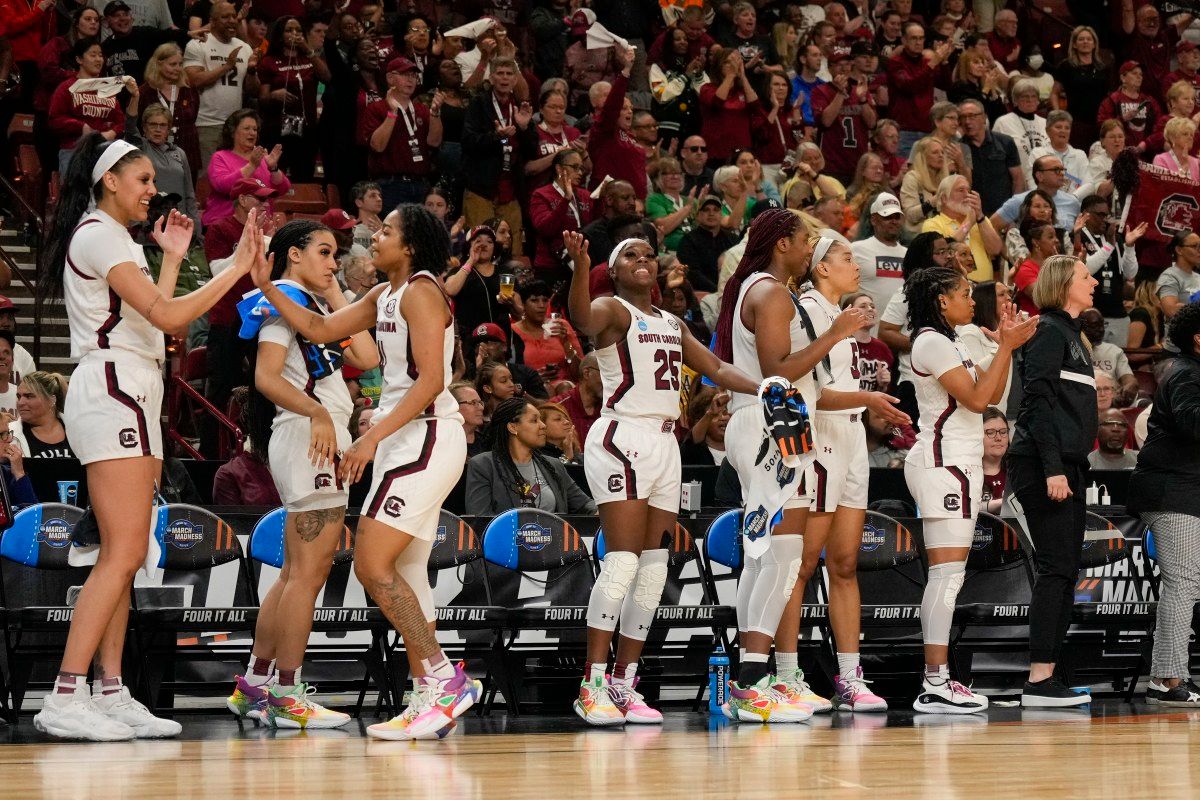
237, 282, 312, 339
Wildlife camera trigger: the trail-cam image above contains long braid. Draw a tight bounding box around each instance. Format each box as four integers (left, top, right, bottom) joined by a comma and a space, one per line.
714, 208, 806, 361
905, 267, 964, 342
489, 397, 558, 502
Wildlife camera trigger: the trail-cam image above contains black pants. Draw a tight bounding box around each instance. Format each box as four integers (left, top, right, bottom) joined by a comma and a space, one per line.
202, 323, 255, 457
1008, 455, 1087, 664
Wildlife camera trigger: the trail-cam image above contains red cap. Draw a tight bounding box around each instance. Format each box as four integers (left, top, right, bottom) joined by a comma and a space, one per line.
1179, 41, 1198, 54
230, 178, 276, 200
0, 296, 14, 312
320, 208, 357, 231
471, 322, 506, 343
1119, 60, 1142, 75
386, 56, 419, 75
828, 47, 852, 64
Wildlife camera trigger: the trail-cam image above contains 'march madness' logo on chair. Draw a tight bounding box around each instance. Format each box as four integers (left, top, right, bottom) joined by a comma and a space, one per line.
516, 522, 553, 552
861, 523, 887, 553
35, 517, 72, 548
164, 519, 204, 550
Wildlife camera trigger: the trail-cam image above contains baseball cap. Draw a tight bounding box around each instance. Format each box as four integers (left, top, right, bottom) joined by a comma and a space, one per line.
870, 192, 903, 218
750, 198, 784, 219
1119, 60, 1142, 75
828, 48, 852, 64
471, 322, 506, 343
699, 196, 723, 210
386, 56, 420, 75
0, 296, 14, 313
230, 178, 276, 200
467, 224, 496, 243
103, 0, 131, 15
1180, 41, 1198, 54
849, 40, 876, 58
320, 208, 357, 231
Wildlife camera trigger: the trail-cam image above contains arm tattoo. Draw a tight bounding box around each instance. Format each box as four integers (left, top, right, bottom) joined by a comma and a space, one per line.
363, 572, 440, 663
293, 507, 345, 542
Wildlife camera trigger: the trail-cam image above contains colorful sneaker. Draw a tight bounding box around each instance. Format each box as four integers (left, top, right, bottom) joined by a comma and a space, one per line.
367, 663, 481, 741
573, 674, 625, 727
913, 677, 989, 715
227, 675, 270, 722
34, 685, 135, 741
723, 675, 777, 723
92, 686, 183, 738
266, 683, 352, 729
609, 678, 663, 724
774, 668, 832, 714
833, 666, 888, 713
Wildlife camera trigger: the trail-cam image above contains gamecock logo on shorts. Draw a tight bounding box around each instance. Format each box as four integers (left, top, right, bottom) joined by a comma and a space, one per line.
383, 496, 405, 517
315, 473, 334, 489
944, 494, 961, 512
118, 428, 138, 448
608, 473, 624, 492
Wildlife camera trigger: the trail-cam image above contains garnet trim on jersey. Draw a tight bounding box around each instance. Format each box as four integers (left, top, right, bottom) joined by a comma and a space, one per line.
945, 466, 971, 520
104, 362, 151, 456
930, 396, 957, 468
365, 419, 436, 519
97, 288, 121, 349
605, 337, 635, 410
66, 219, 101, 281
601, 419, 636, 500
812, 459, 828, 511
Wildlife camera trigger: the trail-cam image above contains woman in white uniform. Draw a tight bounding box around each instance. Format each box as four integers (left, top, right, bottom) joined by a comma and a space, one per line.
250, 204, 480, 741
563, 231, 762, 726
34, 135, 264, 741
903, 266, 1034, 713
226, 220, 379, 729
794, 236, 912, 713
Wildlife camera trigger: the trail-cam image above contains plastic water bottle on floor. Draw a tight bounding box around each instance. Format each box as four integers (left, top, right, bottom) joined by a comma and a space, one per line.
709, 644, 730, 713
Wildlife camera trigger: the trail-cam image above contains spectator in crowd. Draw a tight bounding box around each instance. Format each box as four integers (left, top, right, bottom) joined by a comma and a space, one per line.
845, 152, 891, 239
1158, 231, 1200, 321
700, 48, 757, 165
843, 292, 893, 392
782, 140, 847, 204
461, 56, 535, 256
99, 1, 180, 83
1167, 40, 1200, 96
660, 268, 710, 342
1121, 3, 1193, 102
350, 181, 383, 243
900, 137, 950, 234
986, 9, 1020, 70
930, 100, 971, 180
34, 7, 102, 172
958, 98, 1023, 215
580, 180, 639, 265
1013, 222, 1062, 316
1152, 116, 1200, 180
0, 332, 27, 454
813, 49, 876, 183
734, 148, 781, 205
1081, 120, 1124, 202
751, 71, 798, 183
201, 109, 290, 226
712, 164, 752, 233
449, 381, 487, 459
465, 396, 596, 515
1027, 110, 1088, 195
1143, 80, 1200, 158
529, 148, 593, 285
395, 13, 437, 94
529, 0, 572, 81
445, 226, 517, 350
790, 43, 825, 125
875, 9, 904, 59
865, 408, 907, 468
679, 134, 714, 195
213, 388, 283, 506
1126, 301, 1200, 706
348, 403, 375, 442
1096, 372, 1117, 413
872, 119, 907, 189
1002, 188, 1058, 267
360, 56, 442, 210
539, 400, 580, 463
124, 102, 199, 229
1073, 194, 1142, 344
1090, 408, 1138, 470
470, 323, 547, 399
256, 15, 329, 182
851, 192, 907, 317
947, 48, 1008, 123
647, 156, 700, 253
48, 39, 133, 174
183, 1, 256, 164
0, 299, 31, 380
1081, 308, 1138, 406
994, 154, 1082, 232
339, 253, 377, 303
1097, 61, 1160, 150
0, 413, 38, 508
681, 386, 730, 466
676, 196, 738, 293
510, 279, 583, 385
992, 79, 1048, 181
1008, 46, 1054, 107
525, 88, 582, 188
552, 349, 601, 442
886, 22, 953, 157
981, 406, 1009, 513
475, 359, 518, 423
1129, 279, 1165, 360
16, 371, 71, 459
921, 174, 1001, 281
1056, 25, 1109, 150
138, 42, 200, 182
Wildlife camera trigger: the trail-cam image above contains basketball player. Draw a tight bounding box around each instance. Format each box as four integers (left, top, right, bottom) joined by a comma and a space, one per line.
227, 221, 379, 728
34, 136, 265, 741
792, 236, 911, 712
904, 267, 1035, 714
716, 211, 858, 721
250, 205, 480, 741
563, 231, 763, 726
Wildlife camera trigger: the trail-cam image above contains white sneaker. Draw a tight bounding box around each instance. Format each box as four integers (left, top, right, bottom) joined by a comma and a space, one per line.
92, 686, 183, 738
34, 686, 136, 741
913, 677, 989, 715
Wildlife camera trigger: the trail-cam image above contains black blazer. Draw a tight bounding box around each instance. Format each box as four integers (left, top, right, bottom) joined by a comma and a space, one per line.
461, 92, 540, 199
1127, 354, 1200, 517
464, 451, 597, 516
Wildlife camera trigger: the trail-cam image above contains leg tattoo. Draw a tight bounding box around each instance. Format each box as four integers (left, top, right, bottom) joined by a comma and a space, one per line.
365, 572, 440, 663
294, 507, 344, 543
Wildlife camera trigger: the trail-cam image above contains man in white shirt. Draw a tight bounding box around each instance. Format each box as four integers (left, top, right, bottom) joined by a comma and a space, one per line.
183, 1, 257, 164
1081, 308, 1138, 405
992, 79, 1047, 182
1027, 110, 1090, 195
851, 192, 907, 325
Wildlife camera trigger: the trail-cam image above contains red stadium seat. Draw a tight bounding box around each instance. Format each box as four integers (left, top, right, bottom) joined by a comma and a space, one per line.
272, 183, 328, 215
6, 113, 35, 145
1134, 370, 1157, 400
195, 174, 211, 212
324, 183, 340, 210
11, 144, 42, 218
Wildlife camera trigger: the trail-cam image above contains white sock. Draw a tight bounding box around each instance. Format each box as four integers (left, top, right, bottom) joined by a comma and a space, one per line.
612, 662, 637, 687
245, 656, 275, 686
421, 652, 456, 681
925, 664, 949, 681
586, 662, 608, 683
775, 651, 798, 677
739, 645, 746, 663
837, 652, 860, 677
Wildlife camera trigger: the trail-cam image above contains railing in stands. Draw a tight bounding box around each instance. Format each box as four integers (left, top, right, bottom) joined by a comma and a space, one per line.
0, 179, 43, 362
167, 375, 244, 459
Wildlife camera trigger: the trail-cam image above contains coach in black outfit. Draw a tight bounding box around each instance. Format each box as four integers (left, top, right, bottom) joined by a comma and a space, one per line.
1006, 254, 1098, 709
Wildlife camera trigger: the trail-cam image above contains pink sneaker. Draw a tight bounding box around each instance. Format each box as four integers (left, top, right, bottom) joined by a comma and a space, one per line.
833, 666, 888, 713
609, 677, 663, 724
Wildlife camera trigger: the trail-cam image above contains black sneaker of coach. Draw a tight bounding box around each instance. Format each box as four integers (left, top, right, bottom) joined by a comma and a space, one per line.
1147, 680, 1200, 707
1020, 676, 1091, 708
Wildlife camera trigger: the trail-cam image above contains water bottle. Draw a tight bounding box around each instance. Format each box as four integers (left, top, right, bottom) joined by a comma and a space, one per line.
708, 644, 730, 713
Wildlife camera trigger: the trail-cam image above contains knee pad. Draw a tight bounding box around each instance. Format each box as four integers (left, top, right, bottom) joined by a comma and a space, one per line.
920, 560, 966, 647
617, 550, 669, 642
922, 518, 977, 550
745, 535, 804, 636
587, 550, 638, 631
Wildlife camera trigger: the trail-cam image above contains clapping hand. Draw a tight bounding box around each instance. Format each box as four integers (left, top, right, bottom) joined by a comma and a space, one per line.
152, 209, 194, 259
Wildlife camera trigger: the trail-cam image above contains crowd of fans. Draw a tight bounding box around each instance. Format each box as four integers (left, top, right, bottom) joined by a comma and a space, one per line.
1, 0, 1195, 507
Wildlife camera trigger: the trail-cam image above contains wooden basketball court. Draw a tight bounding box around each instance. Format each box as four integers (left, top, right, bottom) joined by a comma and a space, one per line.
1, 702, 1197, 799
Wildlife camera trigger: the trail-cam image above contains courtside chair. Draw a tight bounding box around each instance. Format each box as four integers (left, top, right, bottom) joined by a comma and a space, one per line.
481, 508, 595, 715
247, 507, 394, 716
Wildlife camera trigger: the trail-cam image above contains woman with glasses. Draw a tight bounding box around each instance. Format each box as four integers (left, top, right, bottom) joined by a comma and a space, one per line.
647, 156, 700, 253
530, 149, 593, 285
525, 89, 583, 188
0, 415, 37, 508
981, 407, 1009, 514
1158, 232, 1200, 321
138, 43, 201, 183
124, 104, 201, 231
463, 396, 596, 515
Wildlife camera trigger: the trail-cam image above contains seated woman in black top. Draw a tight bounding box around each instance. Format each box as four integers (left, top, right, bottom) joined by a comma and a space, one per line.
464, 397, 596, 515
18, 371, 74, 460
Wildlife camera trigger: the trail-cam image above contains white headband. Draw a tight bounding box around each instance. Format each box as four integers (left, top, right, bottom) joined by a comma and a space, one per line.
609, 237, 651, 266
91, 140, 140, 186
810, 235, 838, 271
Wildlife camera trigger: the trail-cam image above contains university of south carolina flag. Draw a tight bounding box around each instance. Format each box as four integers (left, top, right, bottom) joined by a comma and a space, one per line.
1124, 162, 1200, 244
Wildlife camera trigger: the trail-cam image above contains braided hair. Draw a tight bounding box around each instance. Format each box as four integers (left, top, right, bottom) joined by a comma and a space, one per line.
489, 397, 557, 506
905, 266, 966, 341
714, 208, 806, 361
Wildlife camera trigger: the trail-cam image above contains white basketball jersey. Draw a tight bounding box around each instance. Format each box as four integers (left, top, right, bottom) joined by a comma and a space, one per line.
728, 273, 819, 415
375, 272, 460, 420
908, 328, 982, 468
596, 296, 684, 422
798, 288, 863, 414
257, 280, 354, 428
64, 211, 164, 363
